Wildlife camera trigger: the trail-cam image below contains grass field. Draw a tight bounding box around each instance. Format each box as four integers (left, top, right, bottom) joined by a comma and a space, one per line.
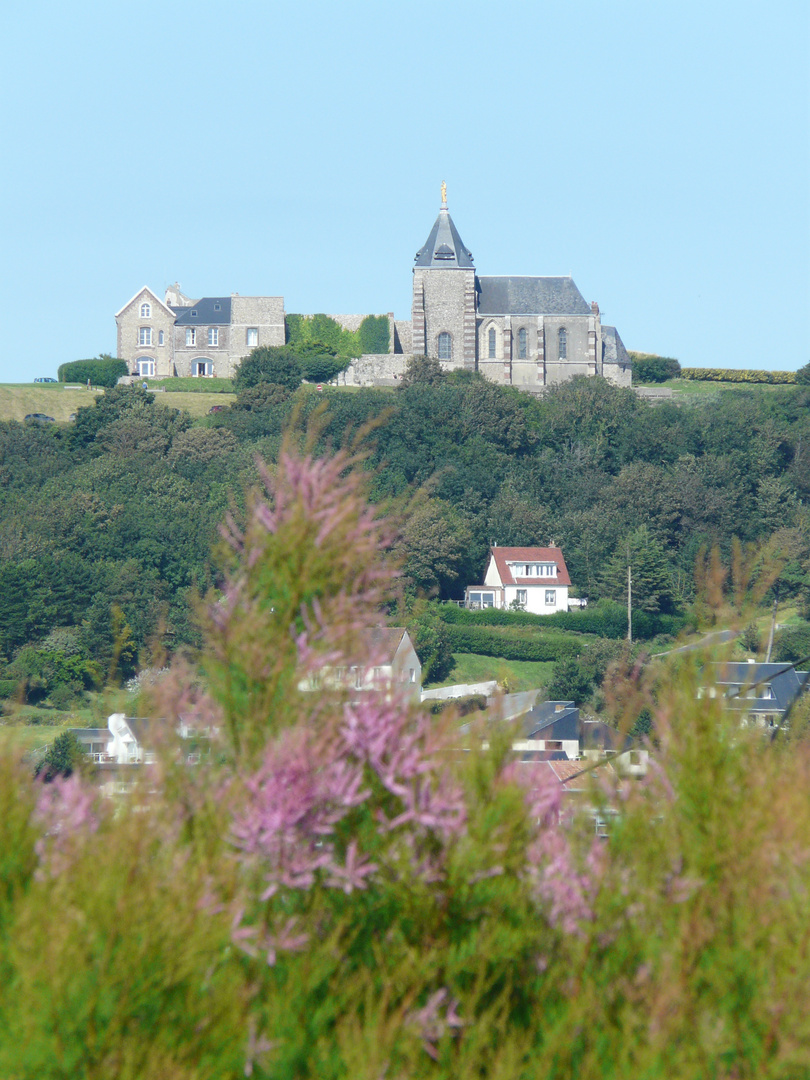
0, 383, 236, 421
426, 653, 555, 692
0, 383, 101, 422
658, 378, 797, 399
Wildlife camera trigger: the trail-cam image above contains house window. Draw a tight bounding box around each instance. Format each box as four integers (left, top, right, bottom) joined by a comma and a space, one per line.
468, 591, 495, 609
138, 359, 155, 377
409, 668, 416, 683
140, 302, 151, 318
353, 667, 362, 690
488, 327, 496, 358
545, 589, 556, 605
437, 332, 452, 360
214, 302, 221, 311
558, 327, 567, 359
158, 330, 164, 346
208, 327, 219, 347
516, 589, 527, 606
186, 328, 196, 347
194, 360, 213, 377
518, 327, 527, 359
138, 327, 152, 346
247, 327, 258, 347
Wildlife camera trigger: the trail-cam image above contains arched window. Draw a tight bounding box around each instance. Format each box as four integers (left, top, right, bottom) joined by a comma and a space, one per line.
437, 332, 452, 360
518, 327, 528, 359
488, 327, 496, 358
140, 302, 151, 318
558, 327, 567, 359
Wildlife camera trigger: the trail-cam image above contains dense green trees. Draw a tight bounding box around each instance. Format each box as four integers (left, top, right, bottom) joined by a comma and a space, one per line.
1, 373, 809, 706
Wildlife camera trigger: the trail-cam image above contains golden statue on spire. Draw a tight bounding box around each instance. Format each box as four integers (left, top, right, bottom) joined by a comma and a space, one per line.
441, 180, 447, 207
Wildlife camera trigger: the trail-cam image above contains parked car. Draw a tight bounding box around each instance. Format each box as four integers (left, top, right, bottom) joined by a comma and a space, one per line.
33, 377, 57, 383
24, 413, 55, 423
208, 404, 228, 413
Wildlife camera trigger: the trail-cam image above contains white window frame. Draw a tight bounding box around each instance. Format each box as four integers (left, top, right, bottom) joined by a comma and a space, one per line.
140, 302, 151, 318
516, 589, 527, 606
138, 327, 152, 346
193, 360, 213, 377
208, 327, 219, 347
158, 330, 164, 346
545, 589, 556, 606
138, 359, 155, 377
246, 327, 258, 347
186, 328, 196, 347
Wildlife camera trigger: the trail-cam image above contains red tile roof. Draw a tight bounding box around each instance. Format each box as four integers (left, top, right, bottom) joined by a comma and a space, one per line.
489, 547, 571, 587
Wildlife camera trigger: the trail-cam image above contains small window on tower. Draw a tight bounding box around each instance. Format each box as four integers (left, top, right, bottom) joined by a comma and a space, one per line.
558, 327, 567, 359
437, 332, 452, 360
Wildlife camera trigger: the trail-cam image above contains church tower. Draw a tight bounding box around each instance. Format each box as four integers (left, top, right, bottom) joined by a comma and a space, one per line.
411, 185, 477, 369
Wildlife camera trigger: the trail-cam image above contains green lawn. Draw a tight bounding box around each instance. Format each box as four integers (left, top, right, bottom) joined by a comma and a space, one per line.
427, 653, 555, 692
160, 391, 236, 416
0, 383, 101, 422
656, 378, 796, 399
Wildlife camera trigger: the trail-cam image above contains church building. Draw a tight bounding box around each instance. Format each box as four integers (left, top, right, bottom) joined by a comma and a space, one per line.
114, 189, 631, 391
409, 186, 630, 389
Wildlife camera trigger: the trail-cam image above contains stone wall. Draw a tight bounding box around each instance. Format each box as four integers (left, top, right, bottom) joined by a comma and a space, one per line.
337, 353, 410, 387
115, 288, 176, 378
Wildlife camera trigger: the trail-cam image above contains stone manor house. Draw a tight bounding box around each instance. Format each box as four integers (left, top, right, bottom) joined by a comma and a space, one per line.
115, 194, 631, 390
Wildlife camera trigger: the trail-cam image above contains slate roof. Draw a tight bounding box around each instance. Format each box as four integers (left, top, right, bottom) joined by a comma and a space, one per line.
477, 276, 591, 316
602, 325, 631, 368
172, 297, 232, 325
710, 663, 810, 715
522, 707, 580, 743
489, 546, 571, 587
414, 210, 475, 268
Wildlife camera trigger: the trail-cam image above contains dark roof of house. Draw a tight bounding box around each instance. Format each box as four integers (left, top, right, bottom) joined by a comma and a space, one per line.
172, 298, 232, 325
523, 707, 580, 742
710, 663, 810, 714
414, 210, 475, 268
477, 276, 591, 316
522, 701, 579, 739
489, 546, 572, 587
602, 325, 631, 368
126, 717, 160, 745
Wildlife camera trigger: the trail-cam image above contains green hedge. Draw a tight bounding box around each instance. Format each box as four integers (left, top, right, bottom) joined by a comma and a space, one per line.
442, 625, 583, 662
58, 357, 129, 388
151, 377, 234, 394
629, 353, 681, 383
438, 603, 689, 641
680, 368, 796, 385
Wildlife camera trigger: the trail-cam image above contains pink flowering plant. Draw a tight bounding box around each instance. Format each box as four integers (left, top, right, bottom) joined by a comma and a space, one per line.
2, 438, 810, 1078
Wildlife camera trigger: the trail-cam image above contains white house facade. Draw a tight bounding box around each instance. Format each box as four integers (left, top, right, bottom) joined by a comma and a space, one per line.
465, 546, 571, 614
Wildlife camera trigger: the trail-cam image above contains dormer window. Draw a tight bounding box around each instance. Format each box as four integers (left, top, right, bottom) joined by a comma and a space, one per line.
191, 310, 198, 317
140, 302, 151, 318
214, 302, 221, 311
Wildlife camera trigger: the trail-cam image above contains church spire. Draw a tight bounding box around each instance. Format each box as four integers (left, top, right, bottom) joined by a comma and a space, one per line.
414, 187, 474, 268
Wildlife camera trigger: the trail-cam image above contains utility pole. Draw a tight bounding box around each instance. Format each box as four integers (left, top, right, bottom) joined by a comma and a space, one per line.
627, 561, 633, 644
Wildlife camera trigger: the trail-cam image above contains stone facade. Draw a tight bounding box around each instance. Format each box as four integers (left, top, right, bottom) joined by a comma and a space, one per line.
116, 287, 285, 379
405, 198, 631, 390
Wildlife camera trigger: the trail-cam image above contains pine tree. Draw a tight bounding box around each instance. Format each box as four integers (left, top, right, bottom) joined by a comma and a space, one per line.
602, 525, 676, 614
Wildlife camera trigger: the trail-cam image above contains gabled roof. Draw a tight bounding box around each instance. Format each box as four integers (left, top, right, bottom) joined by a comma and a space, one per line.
414, 209, 475, 269
477, 276, 591, 316
114, 285, 177, 320
173, 297, 232, 325
489, 546, 571, 587
362, 627, 409, 664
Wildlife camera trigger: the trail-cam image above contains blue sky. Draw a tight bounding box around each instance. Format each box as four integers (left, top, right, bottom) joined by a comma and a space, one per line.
1, 0, 807, 381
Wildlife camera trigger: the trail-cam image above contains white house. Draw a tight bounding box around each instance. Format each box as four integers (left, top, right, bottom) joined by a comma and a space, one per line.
299, 627, 422, 702
465, 546, 571, 614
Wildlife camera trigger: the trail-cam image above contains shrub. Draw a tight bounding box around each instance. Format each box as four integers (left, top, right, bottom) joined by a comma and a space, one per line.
796, 361, 810, 386
680, 367, 797, 384
441, 624, 582, 661
233, 346, 302, 391
57, 355, 128, 388
629, 353, 681, 383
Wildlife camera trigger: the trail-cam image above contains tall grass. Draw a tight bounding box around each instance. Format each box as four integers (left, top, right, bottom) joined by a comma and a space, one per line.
0, 441, 808, 1077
